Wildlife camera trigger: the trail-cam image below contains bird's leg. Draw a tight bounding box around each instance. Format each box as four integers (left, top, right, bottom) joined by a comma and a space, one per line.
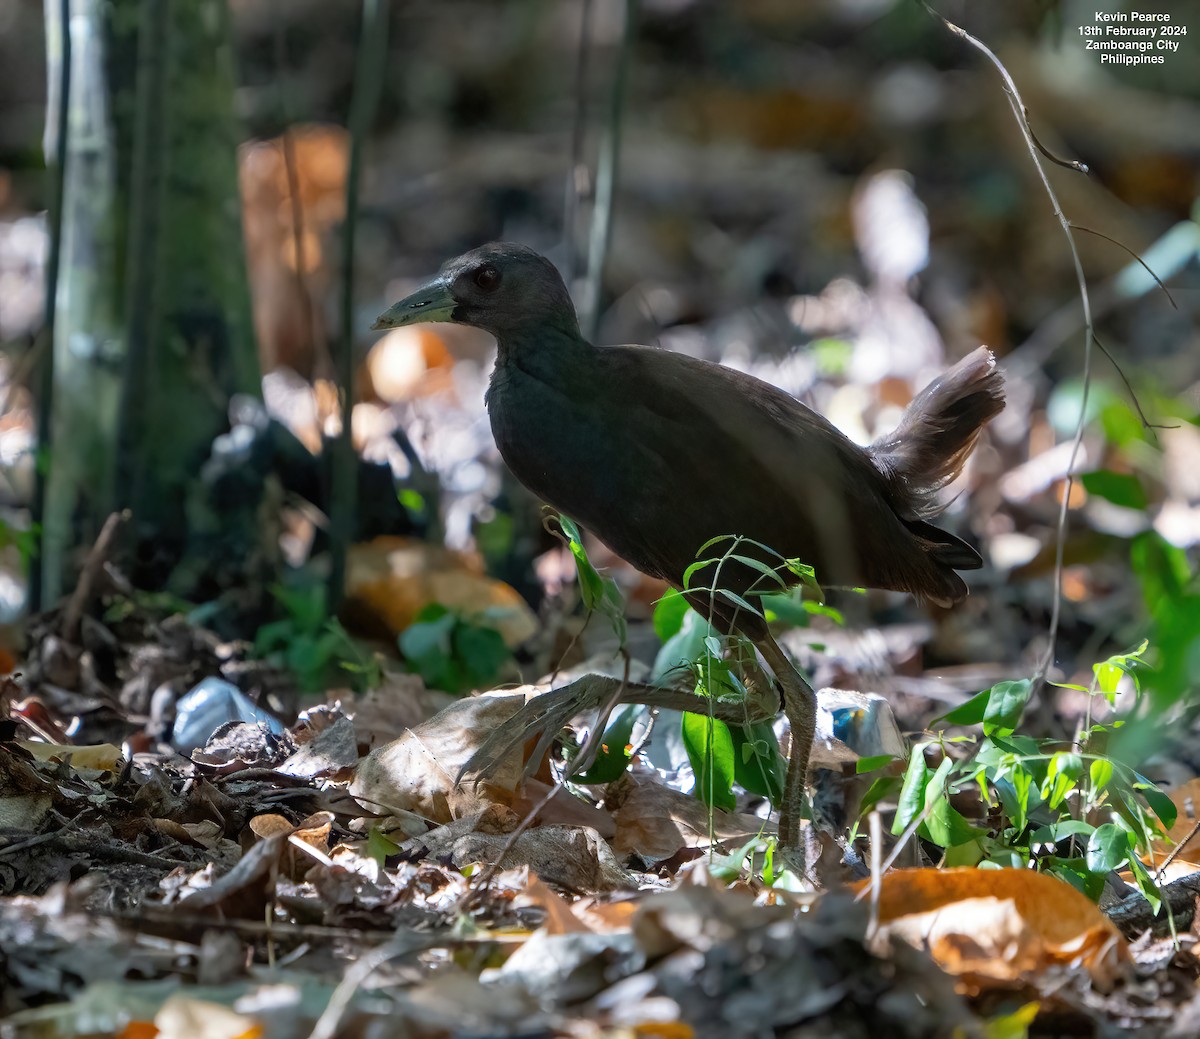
754, 630, 817, 856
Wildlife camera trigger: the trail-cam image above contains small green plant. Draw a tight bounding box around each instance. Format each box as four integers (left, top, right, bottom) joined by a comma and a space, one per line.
398, 603, 512, 694
0, 516, 38, 576
568, 531, 837, 806
555, 514, 627, 648
857, 640, 1174, 907
665, 534, 837, 813
256, 580, 381, 693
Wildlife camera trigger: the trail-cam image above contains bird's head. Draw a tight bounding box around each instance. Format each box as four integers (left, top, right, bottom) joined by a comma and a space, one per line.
372, 243, 580, 341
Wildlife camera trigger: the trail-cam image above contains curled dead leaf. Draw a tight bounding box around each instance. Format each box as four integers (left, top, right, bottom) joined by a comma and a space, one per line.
350, 692, 529, 823
853, 867, 1128, 991
1146, 778, 1200, 880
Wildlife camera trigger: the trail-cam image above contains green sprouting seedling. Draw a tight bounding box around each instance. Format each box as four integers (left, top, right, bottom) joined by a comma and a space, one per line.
670, 535, 834, 813
255, 579, 382, 693
556, 514, 627, 649
860, 641, 1173, 909
398, 603, 512, 695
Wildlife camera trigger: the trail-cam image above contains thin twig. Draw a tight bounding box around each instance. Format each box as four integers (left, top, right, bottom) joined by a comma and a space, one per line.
924, 6, 1094, 686
61, 510, 128, 643
1154, 817, 1200, 883
1070, 223, 1178, 310
1023, 108, 1090, 174
307, 932, 433, 1039
328, 0, 389, 612
271, 4, 328, 375
867, 809, 883, 940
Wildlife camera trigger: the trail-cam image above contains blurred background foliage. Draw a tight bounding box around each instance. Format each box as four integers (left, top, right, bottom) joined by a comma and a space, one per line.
0, 0, 1196, 730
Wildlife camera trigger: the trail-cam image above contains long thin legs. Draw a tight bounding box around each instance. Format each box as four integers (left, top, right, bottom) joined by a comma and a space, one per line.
755, 630, 817, 852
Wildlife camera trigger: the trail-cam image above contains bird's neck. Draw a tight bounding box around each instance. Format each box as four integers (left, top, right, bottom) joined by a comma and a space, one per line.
493, 323, 595, 388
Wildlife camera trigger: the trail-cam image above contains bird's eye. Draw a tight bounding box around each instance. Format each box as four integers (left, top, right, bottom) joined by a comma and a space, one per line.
473, 265, 501, 293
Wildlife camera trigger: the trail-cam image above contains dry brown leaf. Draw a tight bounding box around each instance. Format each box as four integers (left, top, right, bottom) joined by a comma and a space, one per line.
573, 897, 640, 933
609, 773, 765, 860
407, 815, 630, 892
16, 740, 123, 772
520, 872, 591, 935
855, 867, 1129, 990
1145, 778, 1200, 879
350, 692, 528, 822
154, 993, 263, 1039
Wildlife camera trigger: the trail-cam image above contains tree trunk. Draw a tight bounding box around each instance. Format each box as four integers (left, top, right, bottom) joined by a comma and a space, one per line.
40, 0, 264, 610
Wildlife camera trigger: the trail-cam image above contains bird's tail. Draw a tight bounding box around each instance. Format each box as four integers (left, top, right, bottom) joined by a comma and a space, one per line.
869, 346, 1005, 520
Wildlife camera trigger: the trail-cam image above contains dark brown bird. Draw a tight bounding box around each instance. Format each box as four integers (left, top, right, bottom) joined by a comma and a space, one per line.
374, 242, 1005, 854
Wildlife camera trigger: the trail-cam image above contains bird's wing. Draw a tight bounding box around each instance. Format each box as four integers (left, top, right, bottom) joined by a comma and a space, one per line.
583, 345, 904, 592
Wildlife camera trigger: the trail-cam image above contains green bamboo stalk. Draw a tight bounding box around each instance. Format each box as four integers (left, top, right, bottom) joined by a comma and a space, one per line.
329, 0, 390, 611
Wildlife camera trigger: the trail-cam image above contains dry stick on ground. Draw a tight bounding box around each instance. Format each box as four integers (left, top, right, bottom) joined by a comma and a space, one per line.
1107, 871, 1200, 937
1154, 817, 1200, 883
61, 509, 129, 643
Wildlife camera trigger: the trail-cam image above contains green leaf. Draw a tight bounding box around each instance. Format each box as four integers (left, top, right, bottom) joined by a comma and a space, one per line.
937, 688, 990, 727
715, 589, 764, 619
1093, 640, 1150, 703
694, 534, 738, 557
729, 553, 788, 588
801, 600, 844, 625
1126, 853, 1162, 914
1047, 857, 1107, 901
891, 746, 931, 836
575, 705, 642, 784
682, 713, 737, 812
1080, 470, 1147, 510
366, 826, 403, 866
943, 841, 984, 868
400, 606, 511, 694
1132, 772, 1177, 830
1086, 823, 1131, 873
1089, 758, 1114, 795
983, 679, 1034, 738
1030, 819, 1095, 849
559, 514, 627, 647
856, 754, 897, 774
759, 592, 812, 627
1002, 764, 1034, 834
921, 756, 984, 848
859, 775, 902, 818
1042, 752, 1084, 810
453, 622, 511, 688
707, 834, 762, 883
653, 589, 691, 642
652, 608, 714, 681
730, 722, 785, 802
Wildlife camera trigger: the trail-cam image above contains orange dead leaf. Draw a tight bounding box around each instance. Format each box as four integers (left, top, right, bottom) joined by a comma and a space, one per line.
634, 1023, 694, 1039
1145, 777, 1200, 880
366, 325, 455, 404
522, 872, 591, 935
854, 867, 1128, 991
574, 897, 639, 933
344, 537, 537, 648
